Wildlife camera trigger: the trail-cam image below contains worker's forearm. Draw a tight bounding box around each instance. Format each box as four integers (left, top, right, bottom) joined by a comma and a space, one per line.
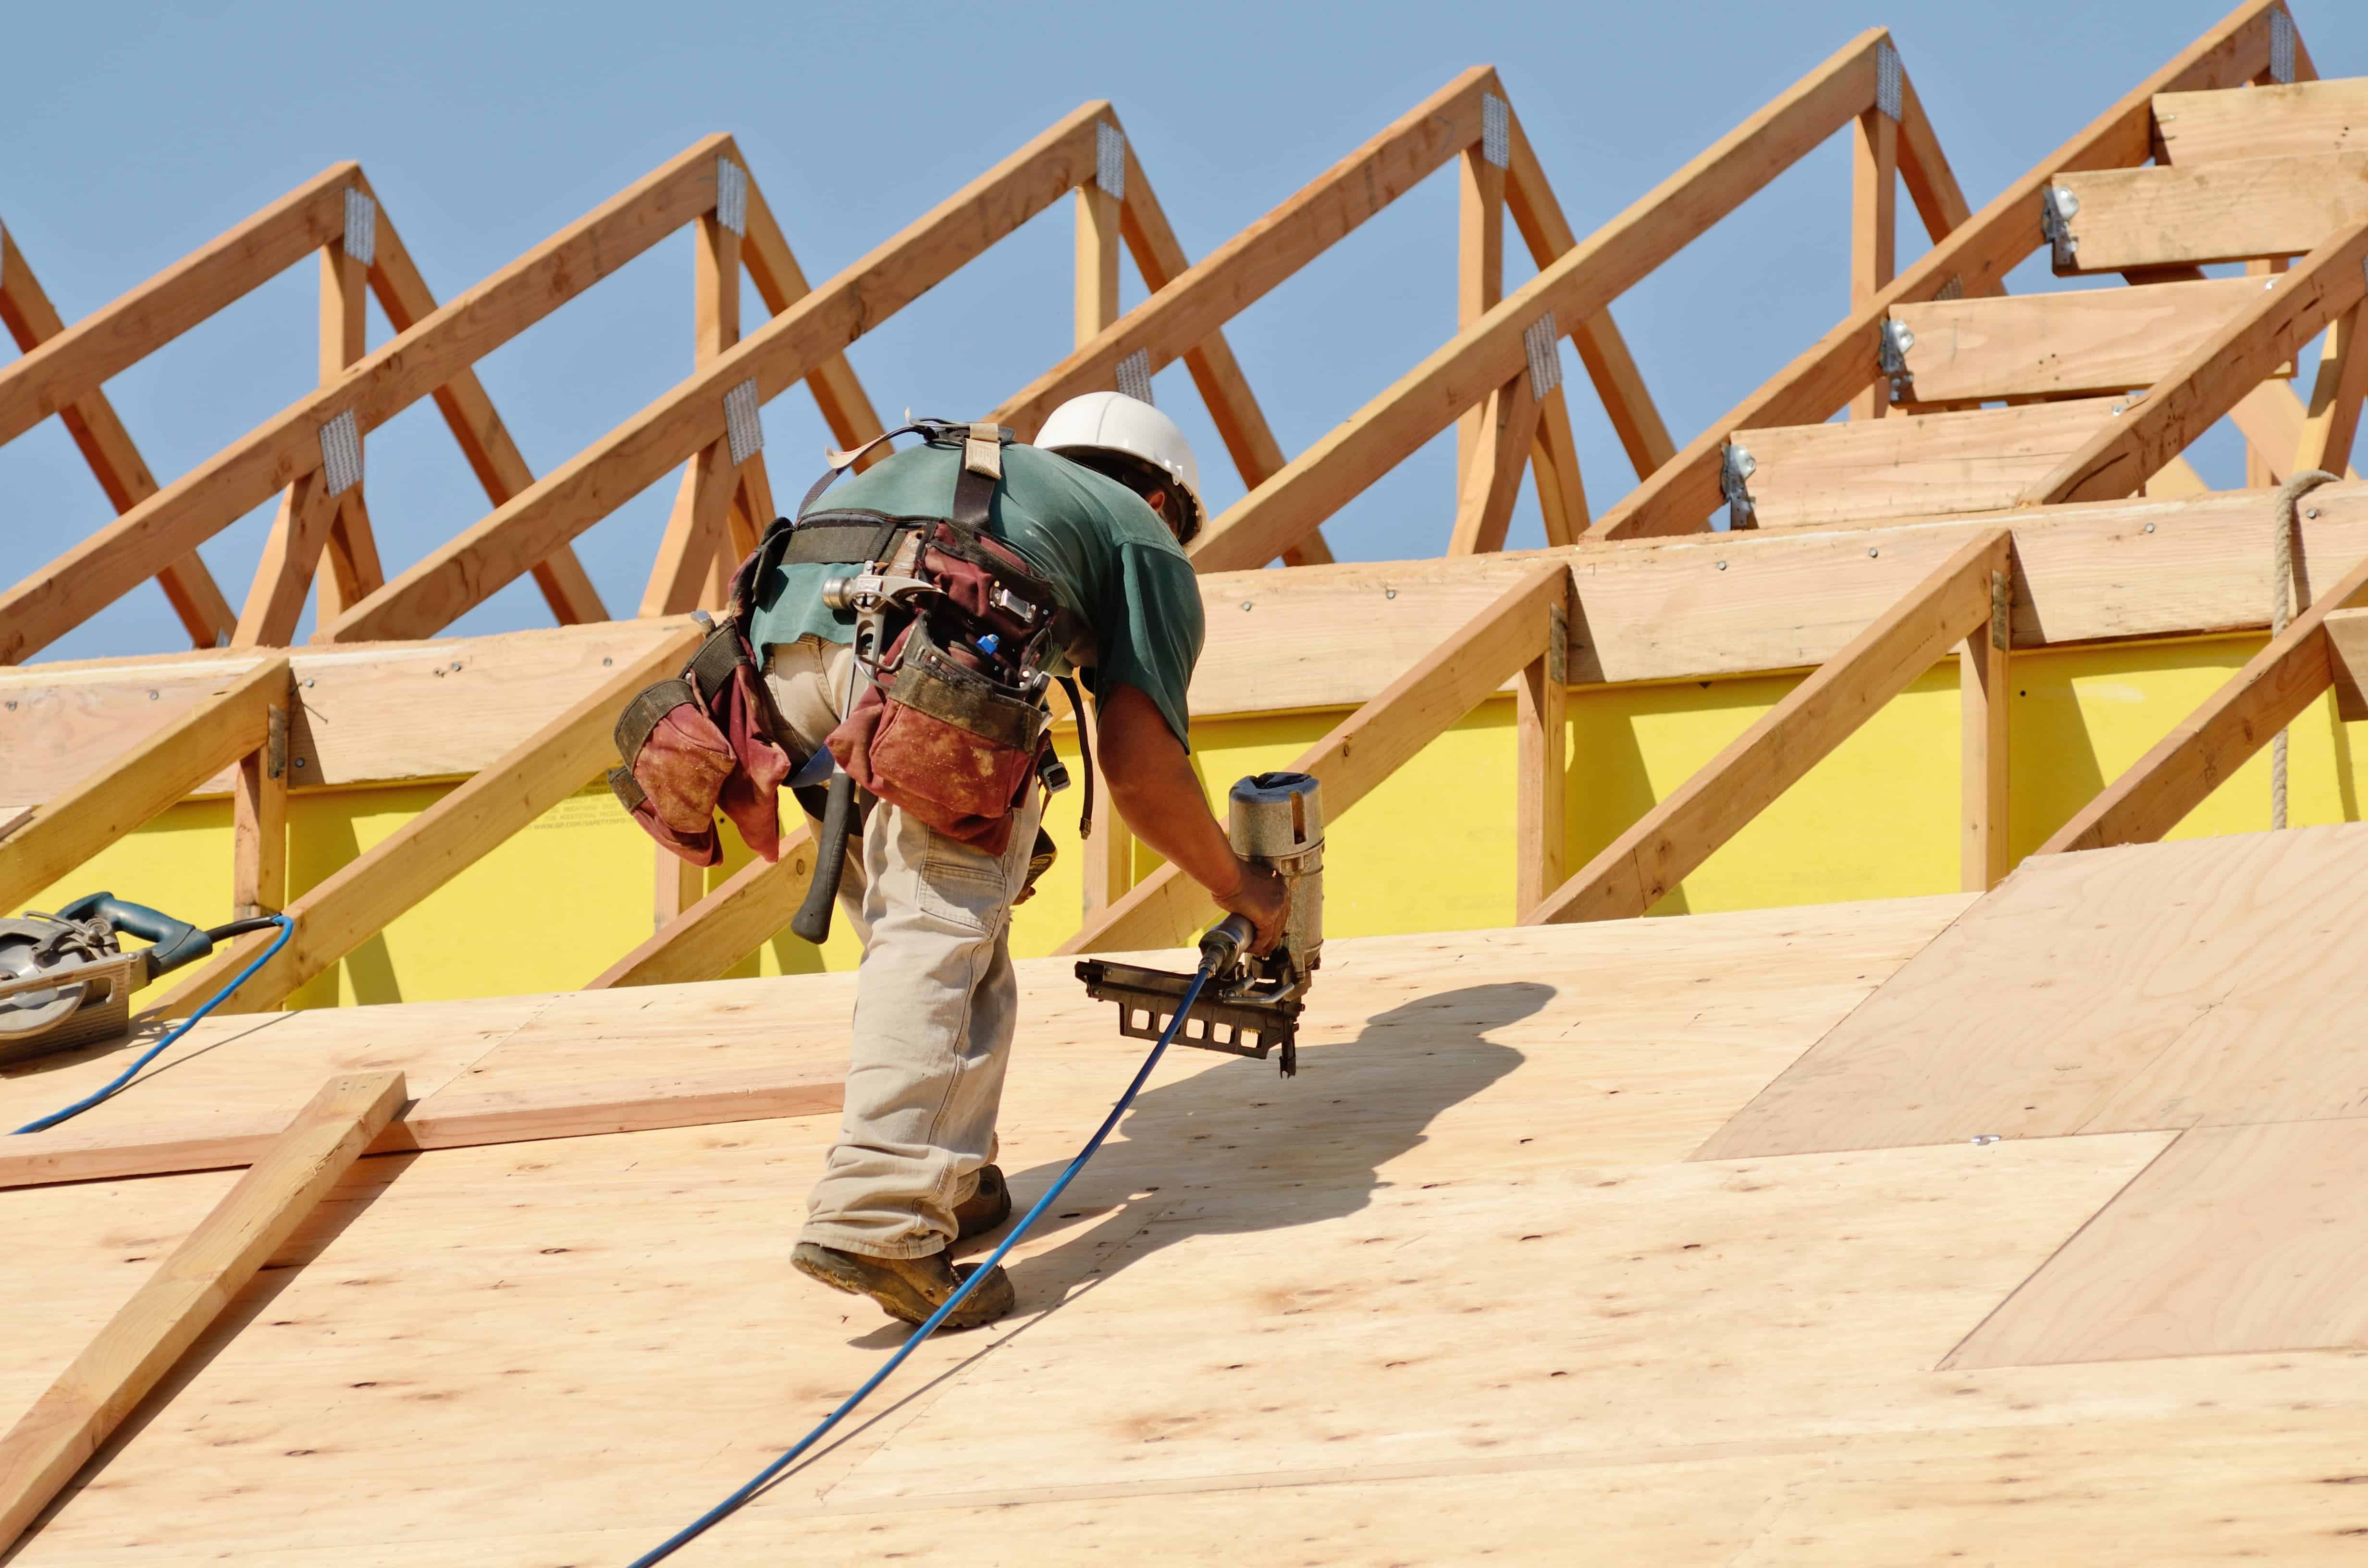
1093, 684, 1243, 899
1105, 768, 1242, 899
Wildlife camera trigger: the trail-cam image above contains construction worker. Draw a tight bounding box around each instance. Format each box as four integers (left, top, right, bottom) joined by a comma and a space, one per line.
748, 392, 1287, 1330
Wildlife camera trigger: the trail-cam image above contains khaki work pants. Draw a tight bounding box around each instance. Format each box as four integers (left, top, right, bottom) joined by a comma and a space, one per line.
765, 635, 1045, 1260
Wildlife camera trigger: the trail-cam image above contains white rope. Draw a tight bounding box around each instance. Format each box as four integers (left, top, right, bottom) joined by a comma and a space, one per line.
2270, 469, 2341, 830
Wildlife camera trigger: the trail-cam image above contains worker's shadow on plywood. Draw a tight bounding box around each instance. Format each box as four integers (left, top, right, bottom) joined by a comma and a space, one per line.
978, 980, 1545, 1320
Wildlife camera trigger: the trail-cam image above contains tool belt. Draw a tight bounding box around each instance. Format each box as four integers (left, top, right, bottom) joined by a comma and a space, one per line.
606, 617, 791, 868
608, 418, 1091, 869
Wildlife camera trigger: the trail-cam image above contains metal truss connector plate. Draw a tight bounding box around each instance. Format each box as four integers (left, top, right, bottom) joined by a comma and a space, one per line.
724, 378, 764, 467
320, 409, 363, 496
1115, 348, 1153, 405
715, 158, 748, 236
342, 189, 376, 269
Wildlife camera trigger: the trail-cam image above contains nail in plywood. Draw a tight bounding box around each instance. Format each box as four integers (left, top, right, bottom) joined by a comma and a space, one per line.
2052, 153, 2368, 271
0, 1071, 403, 1551
1892, 278, 2263, 402
1945, 1119, 2368, 1369
2154, 77, 2368, 164
1730, 399, 2119, 529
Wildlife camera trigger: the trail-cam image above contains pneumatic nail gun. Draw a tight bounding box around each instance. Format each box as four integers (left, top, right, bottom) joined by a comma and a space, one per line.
1074, 772, 1323, 1076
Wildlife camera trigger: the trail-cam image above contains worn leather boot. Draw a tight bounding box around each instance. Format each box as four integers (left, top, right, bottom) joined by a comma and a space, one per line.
954, 1164, 1012, 1240
791, 1242, 1016, 1329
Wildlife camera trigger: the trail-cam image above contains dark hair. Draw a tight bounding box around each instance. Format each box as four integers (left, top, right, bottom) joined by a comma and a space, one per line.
1062, 448, 1197, 544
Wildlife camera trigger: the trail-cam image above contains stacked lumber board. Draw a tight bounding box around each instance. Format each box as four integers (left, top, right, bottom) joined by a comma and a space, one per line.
9, 845, 2368, 1559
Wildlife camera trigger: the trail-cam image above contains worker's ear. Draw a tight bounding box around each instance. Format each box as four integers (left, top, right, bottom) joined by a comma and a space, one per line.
1141, 488, 1178, 536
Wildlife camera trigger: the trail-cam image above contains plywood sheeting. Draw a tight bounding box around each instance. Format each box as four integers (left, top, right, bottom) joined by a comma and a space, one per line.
0, 901, 2213, 1564
14, 870, 2368, 1561
1699, 824, 2368, 1159
1948, 1119, 2368, 1369
0, 896, 1965, 1190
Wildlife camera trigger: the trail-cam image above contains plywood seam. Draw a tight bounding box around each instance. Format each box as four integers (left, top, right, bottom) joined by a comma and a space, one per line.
1934, 1129, 2183, 1371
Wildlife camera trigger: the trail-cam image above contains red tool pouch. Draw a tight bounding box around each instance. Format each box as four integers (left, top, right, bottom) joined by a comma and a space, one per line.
606, 621, 792, 867
826, 550, 1053, 857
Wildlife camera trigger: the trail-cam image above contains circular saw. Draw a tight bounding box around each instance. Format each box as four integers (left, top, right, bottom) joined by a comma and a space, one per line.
0, 893, 256, 1066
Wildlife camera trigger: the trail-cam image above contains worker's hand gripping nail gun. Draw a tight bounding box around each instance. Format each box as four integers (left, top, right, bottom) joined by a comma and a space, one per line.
1076, 772, 1325, 1077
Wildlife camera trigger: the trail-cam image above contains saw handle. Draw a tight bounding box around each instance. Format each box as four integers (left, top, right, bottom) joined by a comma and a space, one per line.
53, 892, 213, 976
792, 773, 857, 946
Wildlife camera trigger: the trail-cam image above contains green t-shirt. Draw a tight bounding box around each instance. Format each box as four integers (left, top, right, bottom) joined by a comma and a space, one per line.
747, 439, 1205, 747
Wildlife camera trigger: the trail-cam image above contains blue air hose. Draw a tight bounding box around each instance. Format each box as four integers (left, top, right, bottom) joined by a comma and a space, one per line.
12, 914, 294, 1136
628, 960, 1218, 1566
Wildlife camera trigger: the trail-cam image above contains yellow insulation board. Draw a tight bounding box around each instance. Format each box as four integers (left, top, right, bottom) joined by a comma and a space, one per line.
11, 634, 2355, 1009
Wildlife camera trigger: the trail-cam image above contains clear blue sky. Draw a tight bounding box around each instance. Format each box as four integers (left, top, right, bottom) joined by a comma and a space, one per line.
8, 0, 2362, 663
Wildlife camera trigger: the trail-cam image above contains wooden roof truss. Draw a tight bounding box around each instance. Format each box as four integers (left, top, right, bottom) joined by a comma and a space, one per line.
0, 0, 2360, 1014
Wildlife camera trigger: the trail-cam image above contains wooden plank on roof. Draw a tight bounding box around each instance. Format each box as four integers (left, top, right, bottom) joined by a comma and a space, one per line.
22, 487, 2368, 809
0, 1070, 403, 1553
2154, 77, 2368, 164
1893, 278, 2263, 402
1592, 0, 2290, 539
1733, 398, 2120, 529
2051, 153, 2368, 271
2029, 215, 2368, 504
589, 829, 818, 990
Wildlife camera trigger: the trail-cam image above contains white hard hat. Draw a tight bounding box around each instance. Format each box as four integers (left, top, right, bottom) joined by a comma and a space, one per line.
1035, 391, 1204, 541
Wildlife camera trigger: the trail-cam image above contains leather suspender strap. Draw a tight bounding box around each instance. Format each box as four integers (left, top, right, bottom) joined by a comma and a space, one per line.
1056, 674, 1095, 841
952, 420, 1003, 529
